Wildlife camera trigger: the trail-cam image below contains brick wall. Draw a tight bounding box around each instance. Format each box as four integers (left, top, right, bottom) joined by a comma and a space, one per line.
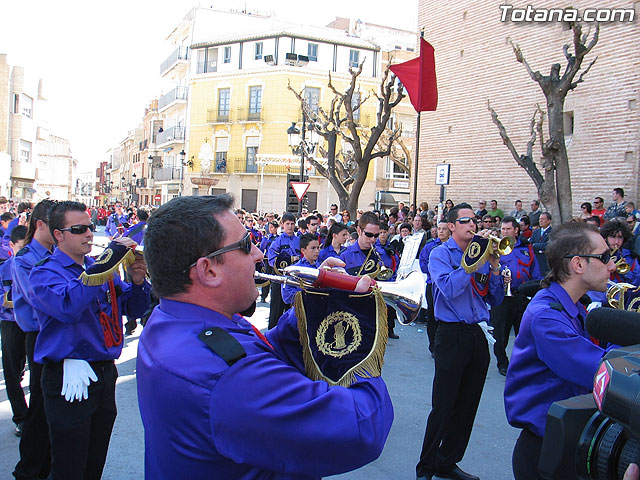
416, 0, 640, 216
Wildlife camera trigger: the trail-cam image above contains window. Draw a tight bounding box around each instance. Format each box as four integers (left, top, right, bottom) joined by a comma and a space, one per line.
308, 43, 318, 61
563, 111, 574, 135
304, 87, 320, 114
218, 88, 230, 121
224, 46, 231, 64
196, 48, 217, 73
246, 147, 258, 173
22, 95, 33, 118
248, 86, 262, 119
351, 92, 360, 122
20, 140, 32, 163
254, 42, 263, 60
349, 49, 359, 68
215, 137, 229, 173
13, 94, 19, 114
384, 156, 409, 180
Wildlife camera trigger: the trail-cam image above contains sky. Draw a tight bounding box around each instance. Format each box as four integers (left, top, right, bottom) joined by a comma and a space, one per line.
1, 0, 418, 173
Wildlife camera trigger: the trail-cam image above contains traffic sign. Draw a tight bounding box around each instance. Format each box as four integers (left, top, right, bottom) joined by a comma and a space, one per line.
290, 182, 311, 202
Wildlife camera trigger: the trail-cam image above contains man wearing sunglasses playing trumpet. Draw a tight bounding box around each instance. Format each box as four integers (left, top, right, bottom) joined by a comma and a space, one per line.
137, 195, 393, 479
416, 203, 505, 480
28, 201, 150, 480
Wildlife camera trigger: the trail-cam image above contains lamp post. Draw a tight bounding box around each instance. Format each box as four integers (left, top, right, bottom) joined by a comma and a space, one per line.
287, 114, 318, 215
132, 173, 137, 206
121, 176, 126, 204
179, 149, 186, 197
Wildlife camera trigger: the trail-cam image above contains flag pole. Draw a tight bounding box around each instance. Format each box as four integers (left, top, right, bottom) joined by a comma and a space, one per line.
412, 29, 424, 214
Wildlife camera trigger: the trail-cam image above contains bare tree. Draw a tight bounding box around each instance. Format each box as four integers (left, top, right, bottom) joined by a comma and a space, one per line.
288, 61, 406, 217
488, 22, 599, 224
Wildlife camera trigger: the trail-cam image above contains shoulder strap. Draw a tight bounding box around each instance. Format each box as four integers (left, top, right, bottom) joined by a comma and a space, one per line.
549, 302, 564, 312
15, 246, 30, 257
198, 327, 246, 366
34, 257, 50, 267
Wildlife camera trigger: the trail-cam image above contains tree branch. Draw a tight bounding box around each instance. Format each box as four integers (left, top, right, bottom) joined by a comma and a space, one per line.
487, 100, 544, 189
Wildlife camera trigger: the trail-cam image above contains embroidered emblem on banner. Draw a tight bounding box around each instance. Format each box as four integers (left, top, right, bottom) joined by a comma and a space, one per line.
316, 312, 362, 358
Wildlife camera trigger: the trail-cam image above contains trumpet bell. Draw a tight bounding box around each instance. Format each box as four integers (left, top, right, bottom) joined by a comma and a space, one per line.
379, 270, 424, 325
490, 235, 515, 256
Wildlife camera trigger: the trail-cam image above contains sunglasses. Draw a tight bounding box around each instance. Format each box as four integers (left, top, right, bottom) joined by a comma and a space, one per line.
59, 223, 94, 234
185, 233, 252, 271
455, 217, 477, 224
363, 231, 380, 238
564, 251, 612, 264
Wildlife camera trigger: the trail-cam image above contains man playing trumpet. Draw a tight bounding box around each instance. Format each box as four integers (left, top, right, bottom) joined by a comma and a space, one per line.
137, 195, 393, 479
416, 203, 504, 480
490, 216, 542, 376
600, 219, 640, 285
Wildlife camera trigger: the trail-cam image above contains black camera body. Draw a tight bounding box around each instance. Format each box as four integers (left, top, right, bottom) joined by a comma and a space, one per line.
540, 346, 640, 479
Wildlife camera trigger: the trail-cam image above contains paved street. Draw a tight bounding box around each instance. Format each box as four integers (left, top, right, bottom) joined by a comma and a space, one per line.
0, 228, 518, 478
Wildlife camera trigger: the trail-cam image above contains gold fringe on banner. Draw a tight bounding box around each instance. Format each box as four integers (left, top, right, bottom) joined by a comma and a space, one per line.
79, 248, 136, 286
295, 288, 388, 388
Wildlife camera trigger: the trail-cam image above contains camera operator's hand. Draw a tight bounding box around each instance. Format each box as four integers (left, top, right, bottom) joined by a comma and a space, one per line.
624, 463, 639, 480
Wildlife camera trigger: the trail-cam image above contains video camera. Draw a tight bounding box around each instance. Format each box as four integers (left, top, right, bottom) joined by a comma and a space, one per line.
539, 345, 640, 479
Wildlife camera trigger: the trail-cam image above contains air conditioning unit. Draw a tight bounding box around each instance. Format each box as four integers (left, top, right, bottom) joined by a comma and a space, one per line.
264, 54, 275, 66
285, 53, 297, 66
296, 55, 309, 67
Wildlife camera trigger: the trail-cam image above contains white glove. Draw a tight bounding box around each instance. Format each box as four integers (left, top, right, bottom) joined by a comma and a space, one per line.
478, 321, 496, 346
587, 302, 602, 312
61, 359, 98, 402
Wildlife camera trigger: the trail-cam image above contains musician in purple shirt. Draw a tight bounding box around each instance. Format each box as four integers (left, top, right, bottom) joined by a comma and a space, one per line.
137, 194, 393, 479
504, 222, 616, 480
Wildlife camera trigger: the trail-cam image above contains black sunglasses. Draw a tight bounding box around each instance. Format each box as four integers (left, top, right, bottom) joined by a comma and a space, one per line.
363, 231, 380, 238
59, 223, 94, 234
456, 217, 478, 224
185, 233, 252, 271
564, 251, 612, 264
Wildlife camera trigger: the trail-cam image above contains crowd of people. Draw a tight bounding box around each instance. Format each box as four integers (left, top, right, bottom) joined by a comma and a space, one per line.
0, 187, 638, 479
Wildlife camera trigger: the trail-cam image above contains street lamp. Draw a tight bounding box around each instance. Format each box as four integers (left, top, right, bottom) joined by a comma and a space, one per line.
286, 115, 319, 215
132, 173, 137, 206
179, 149, 187, 196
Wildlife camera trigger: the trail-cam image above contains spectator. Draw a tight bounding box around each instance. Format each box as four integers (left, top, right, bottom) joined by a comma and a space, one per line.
481, 214, 494, 230
519, 216, 532, 239
510, 200, 526, 221
579, 202, 592, 220
528, 200, 542, 227
476, 200, 488, 218
586, 216, 602, 228
625, 202, 640, 220
591, 196, 606, 221
441, 199, 454, 221
604, 187, 628, 220
329, 204, 342, 223
487, 200, 504, 219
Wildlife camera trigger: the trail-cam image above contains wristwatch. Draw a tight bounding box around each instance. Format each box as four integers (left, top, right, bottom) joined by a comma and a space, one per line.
489, 263, 502, 272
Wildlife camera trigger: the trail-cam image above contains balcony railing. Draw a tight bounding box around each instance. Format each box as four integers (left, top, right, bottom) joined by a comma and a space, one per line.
160, 47, 189, 75
158, 86, 188, 111
215, 158, 227, 173
237, 107, 263, 122
156, 126, 185, 145
153, 167, 182, 181
207, 109, 232, 123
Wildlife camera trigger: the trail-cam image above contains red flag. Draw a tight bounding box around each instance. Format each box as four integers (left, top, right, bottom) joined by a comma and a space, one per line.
389, 38, 438, 112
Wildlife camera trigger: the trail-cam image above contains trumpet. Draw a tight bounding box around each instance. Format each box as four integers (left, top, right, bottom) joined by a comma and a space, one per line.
502, 266, 513, 297
254, 265, 424, 325
488, 235, 515, 256
88, 241, 144, 254
611, 248, 630, 274
606, 280, 637, 309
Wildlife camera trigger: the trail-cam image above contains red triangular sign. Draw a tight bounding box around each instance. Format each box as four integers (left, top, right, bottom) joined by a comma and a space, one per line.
290, 182, 311, 202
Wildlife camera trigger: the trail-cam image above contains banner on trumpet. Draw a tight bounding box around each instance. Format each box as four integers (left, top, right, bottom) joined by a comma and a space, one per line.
293, 288, 388, 388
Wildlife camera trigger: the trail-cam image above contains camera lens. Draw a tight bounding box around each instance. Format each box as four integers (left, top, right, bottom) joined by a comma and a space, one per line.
576, 412, 640, 479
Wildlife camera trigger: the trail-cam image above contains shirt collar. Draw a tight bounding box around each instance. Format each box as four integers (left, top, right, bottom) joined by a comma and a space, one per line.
52, 248, 87, 268
548, 282, 580, 318
29, 238, 53, 257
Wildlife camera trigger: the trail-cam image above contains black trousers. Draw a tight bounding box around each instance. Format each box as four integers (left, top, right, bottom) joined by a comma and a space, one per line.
41, 360, 118, 480
491, 294, 527, 369
1, 320, 27, 425
425, 284, 437, 353
416, 322, 490, 477
268, 283, 287, 329
14, 331, 50, 480
512, 428, 543, 480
